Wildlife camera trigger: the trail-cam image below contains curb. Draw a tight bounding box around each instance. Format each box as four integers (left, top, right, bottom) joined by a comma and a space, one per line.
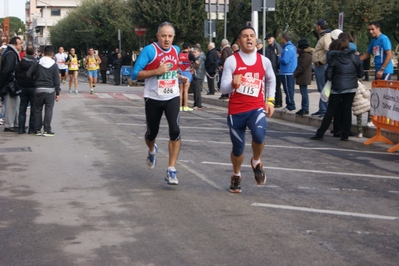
189, 94, 399, 144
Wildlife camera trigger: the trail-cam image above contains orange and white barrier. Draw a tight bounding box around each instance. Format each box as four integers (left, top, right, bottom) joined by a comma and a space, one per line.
364, 80, 399, 153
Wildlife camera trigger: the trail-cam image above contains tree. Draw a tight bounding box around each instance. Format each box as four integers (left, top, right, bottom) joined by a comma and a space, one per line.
50, 0, 135, 54
325, 0, 395, 41
0, 16, 26, 37
269, 0, 326, 45
129, 0, 206, 46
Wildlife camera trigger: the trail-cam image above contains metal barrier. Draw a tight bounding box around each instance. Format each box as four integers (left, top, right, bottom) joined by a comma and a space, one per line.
364, 80, 399, 152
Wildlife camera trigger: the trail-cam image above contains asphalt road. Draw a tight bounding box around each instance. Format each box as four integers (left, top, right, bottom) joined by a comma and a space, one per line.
0, 83, 398, 265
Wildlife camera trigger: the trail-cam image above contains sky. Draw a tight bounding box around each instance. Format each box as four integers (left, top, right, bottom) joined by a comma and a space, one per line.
5, 0, 27, 22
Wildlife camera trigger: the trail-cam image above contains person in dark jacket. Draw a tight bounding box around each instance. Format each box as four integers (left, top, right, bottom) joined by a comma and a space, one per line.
205, 42, 219, 95
27, 45, 61, 136
293, 39, 313, 115
100, 53, 108, 83
15, 45, 36, 134
218, 39, 233, 100
112, 53, 123, 85
264, 33, 282, 107
311, 38, 363, 141
0, 36, 23, 132
191, 47, 206, 109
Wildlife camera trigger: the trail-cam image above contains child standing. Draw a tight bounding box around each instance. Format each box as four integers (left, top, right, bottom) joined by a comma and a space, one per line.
352, 81, 370, 138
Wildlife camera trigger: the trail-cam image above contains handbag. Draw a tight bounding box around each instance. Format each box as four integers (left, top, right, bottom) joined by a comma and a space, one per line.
321, 80, 331, 102
6, 79, 22, 97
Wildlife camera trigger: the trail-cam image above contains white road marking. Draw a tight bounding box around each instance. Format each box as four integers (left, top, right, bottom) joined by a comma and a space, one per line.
134, 136, 399, 156
251, 203, 399, 221
95, 93, 114, 98
388, 191, 399, 194
122, 93, 142, 100
202, 161, 399, 180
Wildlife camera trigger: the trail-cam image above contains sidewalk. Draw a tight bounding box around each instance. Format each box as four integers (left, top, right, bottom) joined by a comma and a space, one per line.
189, 79, 399, 143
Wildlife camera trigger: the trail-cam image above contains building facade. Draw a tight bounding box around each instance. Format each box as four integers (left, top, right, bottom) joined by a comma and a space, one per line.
25, 0, 82, 48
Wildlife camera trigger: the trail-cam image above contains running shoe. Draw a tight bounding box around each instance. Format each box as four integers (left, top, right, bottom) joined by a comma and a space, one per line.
43, 131, 55, 137
165, 168, 179, 185
34, 130, 42, 136
230, 175, 242, 193
75, 90, 79, 94
90, 89, 94, 94
68, 89, 72, 94
146, 143, 158, 169
183, 106, 193, 111
180, 107, 183, 111
0, 118, 3, 125
251, 159, 266, 185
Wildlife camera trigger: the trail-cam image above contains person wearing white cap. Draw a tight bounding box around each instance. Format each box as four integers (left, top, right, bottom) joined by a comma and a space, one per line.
330, 29, 343, 41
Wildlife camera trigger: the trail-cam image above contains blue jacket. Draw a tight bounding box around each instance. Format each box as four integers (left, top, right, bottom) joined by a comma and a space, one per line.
279, 41, 297, 75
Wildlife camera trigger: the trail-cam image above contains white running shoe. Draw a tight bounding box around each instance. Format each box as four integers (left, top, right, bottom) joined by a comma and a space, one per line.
358, 133, 363, 138
367, 122, 375, 127
165, 168, 179, 185
146, 143, 158, 169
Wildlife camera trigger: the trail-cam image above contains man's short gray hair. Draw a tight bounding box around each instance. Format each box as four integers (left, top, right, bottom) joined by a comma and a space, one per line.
221, 39, 229, 46
208, 42, 215, 49
158, 21, 175, 33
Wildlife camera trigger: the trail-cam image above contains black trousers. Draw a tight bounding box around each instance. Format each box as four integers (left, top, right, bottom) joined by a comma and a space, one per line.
19, 86, 35, 133
275, 74, 282, 106
192, 78, 203, 108
100, 70, 107, 83
207, 72, 216, 94
316, 92, 356, 139
113, 68, 121, 85
34, 91, 55, 132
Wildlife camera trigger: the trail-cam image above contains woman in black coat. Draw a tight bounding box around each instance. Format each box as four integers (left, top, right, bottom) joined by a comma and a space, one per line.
311, 38, 363, 141
112, 53, 123, 85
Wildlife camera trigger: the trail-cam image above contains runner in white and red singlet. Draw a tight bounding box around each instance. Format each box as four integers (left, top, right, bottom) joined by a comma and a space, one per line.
178, 42, 195, 111
220, 26, 276, 193
131, 22, 188, 185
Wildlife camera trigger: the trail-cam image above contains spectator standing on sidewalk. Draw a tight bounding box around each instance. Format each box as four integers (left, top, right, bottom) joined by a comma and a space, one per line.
191, 46, 206, 110
100, 53, 108, 84
205, 42, 219, 95
131, 21, 187, 185
27, 45, 61, 137
293, 39, 313, 115
112, 53, 123, 85
232, 44, 240, 53
279, 32, 297, 112
219, 39, 233, 100
310, 38, 363, 141
178, 42, 194, 111
15, 45, 36, 134
312, 19, 332, 117
264, 33, 282, 108
220, 26, 276, 193
0, 36, 23, 132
